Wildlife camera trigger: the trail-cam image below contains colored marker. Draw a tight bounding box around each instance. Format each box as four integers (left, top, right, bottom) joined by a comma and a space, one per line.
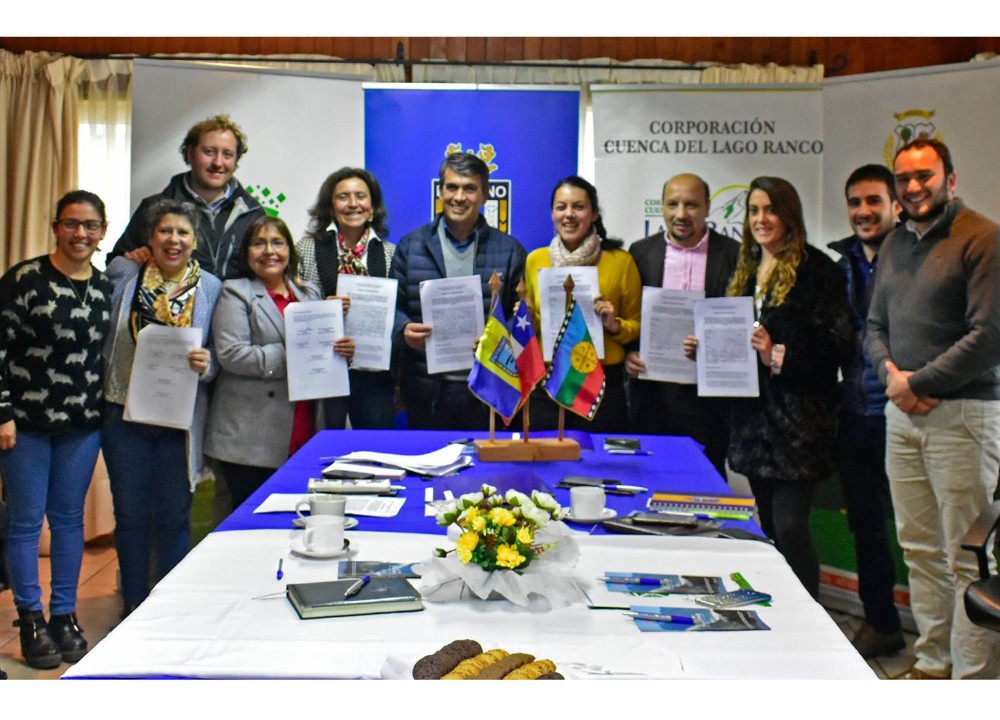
343, 574, 370, 599
624, 611, 697, 625
276, 558, 284, 581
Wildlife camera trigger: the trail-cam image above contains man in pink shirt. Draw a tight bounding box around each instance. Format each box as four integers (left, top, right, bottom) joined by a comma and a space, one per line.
625, 173, 739, 478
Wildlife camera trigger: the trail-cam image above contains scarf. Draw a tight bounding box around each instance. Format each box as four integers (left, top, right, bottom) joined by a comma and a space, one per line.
548, 228, 601, 267
130, 259, 200, 340
337, 226, 371, 275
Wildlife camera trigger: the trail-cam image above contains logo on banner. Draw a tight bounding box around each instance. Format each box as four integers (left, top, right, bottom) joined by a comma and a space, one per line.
884, 109, 943, 166
641, 184, 748, 241
433, 143, 511, 233
244, 184, 287, 218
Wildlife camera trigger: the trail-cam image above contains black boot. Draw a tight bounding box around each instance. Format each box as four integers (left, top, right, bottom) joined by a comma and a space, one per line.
14, 609, 61, 669
48, 613, 88, 663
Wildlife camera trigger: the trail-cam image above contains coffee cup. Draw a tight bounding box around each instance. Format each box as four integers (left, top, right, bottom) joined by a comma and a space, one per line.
301, 515, 345, 554
296, 494, 346, 520
570, 486, 606, 519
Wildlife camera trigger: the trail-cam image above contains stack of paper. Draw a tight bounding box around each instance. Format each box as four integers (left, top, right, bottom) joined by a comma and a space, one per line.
331, 445, 473, 477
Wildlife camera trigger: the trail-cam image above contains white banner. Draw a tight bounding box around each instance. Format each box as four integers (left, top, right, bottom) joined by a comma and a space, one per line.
822, 61, 1000, 244
593, 85, 823, 250
131, 60, 366, 244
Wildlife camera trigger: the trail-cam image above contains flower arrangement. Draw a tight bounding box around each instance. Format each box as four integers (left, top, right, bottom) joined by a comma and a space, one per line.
435, 484, 566, 572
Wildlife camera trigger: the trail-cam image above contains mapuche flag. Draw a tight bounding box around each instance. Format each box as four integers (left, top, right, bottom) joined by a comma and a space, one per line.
542, 297, 605, 420
467, 295, 521, 424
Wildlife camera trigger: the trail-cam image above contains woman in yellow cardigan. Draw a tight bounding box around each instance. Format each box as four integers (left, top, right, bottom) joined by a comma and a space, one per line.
524, 176, 641, 432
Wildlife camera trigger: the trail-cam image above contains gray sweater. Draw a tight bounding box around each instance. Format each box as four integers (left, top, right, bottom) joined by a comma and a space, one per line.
866, 199, 1000, 400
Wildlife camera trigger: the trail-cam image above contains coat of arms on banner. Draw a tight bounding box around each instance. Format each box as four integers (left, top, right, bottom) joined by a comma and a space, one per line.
433, 143, 512, 233
884, 109, 943, 166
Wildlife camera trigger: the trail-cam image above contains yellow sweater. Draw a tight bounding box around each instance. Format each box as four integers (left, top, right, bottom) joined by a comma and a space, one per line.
524, 247, 641, 366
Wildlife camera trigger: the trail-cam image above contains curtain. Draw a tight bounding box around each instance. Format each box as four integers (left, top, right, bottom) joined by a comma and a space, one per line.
78, 58, 133, 270
0, 50, 85, 269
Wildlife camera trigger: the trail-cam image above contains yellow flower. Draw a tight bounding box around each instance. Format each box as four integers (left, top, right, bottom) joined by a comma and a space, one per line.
471, 515, 487, 532
456, 531, 479, 564
489, 507, 516, 527
496, 544, 526, 569
516, 526, 533, 545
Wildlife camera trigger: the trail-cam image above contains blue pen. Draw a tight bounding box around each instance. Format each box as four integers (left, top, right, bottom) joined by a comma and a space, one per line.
598, 576, 667, 585
624, 611, 697, 625
343, 574, 370, 599
276, 558, 284, 581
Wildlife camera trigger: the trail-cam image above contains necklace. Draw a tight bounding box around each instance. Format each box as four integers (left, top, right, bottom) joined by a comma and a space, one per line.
67, 276, 91, 306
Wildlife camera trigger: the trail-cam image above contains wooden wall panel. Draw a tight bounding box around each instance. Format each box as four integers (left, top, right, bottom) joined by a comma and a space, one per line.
1, 37, 995, 76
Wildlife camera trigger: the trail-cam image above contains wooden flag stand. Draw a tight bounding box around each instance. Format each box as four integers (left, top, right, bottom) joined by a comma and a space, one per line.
474, 275, 580, 462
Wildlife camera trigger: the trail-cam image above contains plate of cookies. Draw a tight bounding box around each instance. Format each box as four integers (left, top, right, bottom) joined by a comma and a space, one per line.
413, 639, 564, 680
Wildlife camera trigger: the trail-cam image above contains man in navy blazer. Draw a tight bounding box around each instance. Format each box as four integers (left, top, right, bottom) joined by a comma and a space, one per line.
625, 173, 739, 478
391, 152, 526, 430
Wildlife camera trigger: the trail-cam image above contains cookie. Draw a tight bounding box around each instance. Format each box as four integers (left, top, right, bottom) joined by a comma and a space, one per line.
536, 671, 564, 680
441, 649, 509, 679
503, 659, 557, 680
413, 639, 483, 679
473, 652, 534, 679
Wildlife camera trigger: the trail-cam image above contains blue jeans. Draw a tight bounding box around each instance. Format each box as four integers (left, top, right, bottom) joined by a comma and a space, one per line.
102, 403, 192, 606
0, 428, 100, 614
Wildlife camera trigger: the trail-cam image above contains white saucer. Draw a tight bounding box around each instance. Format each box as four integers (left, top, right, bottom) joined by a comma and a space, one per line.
294, 516, 359, 530
564, 507, 617, 524
289, 536, 354, 559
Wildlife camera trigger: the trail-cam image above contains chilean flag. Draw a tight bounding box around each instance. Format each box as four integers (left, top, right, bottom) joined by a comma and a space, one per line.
510, 301, 546, 411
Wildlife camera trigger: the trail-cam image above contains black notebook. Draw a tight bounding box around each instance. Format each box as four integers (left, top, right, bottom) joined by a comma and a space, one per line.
286, 577, 423, 620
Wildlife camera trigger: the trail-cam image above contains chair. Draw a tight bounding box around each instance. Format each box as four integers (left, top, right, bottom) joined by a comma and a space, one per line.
961, 500, 1000, 633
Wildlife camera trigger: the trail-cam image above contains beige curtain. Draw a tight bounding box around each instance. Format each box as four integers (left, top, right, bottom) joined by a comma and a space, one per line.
0, 50, 85, 270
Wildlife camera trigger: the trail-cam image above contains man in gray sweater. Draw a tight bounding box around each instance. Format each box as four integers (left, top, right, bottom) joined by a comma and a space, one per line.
867, 138, 1000, 679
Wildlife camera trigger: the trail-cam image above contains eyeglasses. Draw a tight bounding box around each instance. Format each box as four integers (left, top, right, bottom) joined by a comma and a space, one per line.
248, 239, 288, 251
56, 219, 105, 234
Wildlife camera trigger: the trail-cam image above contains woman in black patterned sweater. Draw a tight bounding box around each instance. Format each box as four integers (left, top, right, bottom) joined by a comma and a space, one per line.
0, 190, 113, 669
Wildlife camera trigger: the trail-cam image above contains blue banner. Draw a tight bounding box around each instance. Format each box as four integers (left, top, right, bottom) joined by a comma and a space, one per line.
365, 88, 580, 253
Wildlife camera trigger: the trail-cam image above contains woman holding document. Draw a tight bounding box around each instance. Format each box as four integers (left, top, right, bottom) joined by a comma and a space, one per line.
1, 190, 112, 668
523, 176, 641, 432
724, 176, 852, 598
102, 199, 221, 618
205, 217, 352, 509
298, 168, 397, 429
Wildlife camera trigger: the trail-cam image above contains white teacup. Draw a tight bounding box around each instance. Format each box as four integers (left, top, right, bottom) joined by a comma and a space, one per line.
296, 494, 346, 520
301, 515, 345, 554
570, 486, 606, 519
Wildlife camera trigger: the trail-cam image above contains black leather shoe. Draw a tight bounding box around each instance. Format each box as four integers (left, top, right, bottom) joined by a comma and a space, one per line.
14, 609, 61, 669
48, 613, 88, 663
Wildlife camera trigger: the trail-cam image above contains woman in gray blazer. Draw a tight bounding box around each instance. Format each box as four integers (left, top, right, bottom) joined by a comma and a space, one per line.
205, 217, 353, 509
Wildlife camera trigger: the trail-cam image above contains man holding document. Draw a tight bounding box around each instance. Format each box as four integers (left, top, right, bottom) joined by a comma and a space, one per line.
625, 174, 739, 477
391, 153, 526, 430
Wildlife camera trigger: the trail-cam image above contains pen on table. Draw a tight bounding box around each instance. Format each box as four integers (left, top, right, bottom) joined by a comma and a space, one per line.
597, 576, 667, 585
276, 558, 284, 581
343, 574, 370, 599
624, 611, 697, 625
606, 450, 652, 456
607, 485, 648, 493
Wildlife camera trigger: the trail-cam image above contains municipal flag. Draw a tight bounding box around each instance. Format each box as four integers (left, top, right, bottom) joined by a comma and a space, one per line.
468, 296, 521, 424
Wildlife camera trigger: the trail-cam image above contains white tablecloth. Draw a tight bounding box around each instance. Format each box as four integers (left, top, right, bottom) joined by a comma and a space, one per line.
65, 529, 874, 680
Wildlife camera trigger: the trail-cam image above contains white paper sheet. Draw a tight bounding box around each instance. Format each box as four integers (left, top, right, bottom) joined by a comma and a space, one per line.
693, 296, 760, 397
418, 276, 484, 375
284, 299, 350, 401
536, 265, 604, 361
335, 274, 397, 372
123, 325, 201, 429
637, 287, 704, 384
253, 493, 405, 518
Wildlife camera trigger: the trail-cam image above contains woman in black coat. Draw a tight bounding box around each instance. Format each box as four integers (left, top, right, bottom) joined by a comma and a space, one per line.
725, 176, 853, 598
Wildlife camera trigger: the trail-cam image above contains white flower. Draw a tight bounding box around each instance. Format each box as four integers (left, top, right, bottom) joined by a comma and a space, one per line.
531, 491, 560, 513
434, 501, 459, 525
460, 492, 484, 508
505, 489, 531, 507
520, 503, 551, 528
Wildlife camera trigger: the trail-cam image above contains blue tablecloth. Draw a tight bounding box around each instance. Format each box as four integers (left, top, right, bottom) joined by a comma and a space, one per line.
217, 430, 758, 536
